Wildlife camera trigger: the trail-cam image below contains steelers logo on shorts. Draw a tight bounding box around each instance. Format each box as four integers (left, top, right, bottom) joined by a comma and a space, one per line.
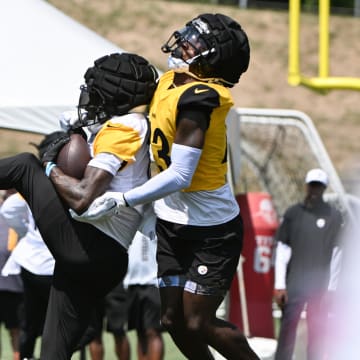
316, 218, 326, 228
198, 265, 208, 275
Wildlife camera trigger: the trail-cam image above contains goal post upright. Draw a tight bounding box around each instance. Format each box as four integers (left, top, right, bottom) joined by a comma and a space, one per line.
288, 0, 360, 91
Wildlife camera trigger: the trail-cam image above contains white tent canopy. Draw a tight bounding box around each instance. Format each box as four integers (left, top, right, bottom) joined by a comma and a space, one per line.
0, 0, 126, 134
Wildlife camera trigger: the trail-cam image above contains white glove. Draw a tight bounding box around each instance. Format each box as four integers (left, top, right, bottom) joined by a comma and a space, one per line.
71, 192, 127, 221
93, 192, 128, 214
59, 110, 82, 131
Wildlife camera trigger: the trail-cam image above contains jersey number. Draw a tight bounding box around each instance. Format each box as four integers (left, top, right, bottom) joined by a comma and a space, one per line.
152, 128, 228, 170
152, 128, 171, 171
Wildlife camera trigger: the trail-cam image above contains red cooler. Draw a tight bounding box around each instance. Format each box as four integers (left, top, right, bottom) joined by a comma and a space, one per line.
229, 192, 278, 338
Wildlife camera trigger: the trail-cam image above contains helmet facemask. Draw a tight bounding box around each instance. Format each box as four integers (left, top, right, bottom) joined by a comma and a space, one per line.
77, 83, 109, 128
162, 21, 216, 72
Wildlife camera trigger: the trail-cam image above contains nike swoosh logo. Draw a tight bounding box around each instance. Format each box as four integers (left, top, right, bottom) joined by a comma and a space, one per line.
194, 88, 209, 94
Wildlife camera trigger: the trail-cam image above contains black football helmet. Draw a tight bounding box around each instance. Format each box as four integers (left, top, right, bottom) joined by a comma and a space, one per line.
78, 53, 159, 126
162, 13, 250, 87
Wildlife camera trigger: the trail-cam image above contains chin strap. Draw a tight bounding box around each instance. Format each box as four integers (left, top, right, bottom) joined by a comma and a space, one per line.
180, 70, 235, 87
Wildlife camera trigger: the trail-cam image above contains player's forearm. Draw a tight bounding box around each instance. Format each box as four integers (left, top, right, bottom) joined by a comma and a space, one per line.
49, 167, 89, 212
48, 167, 111, 214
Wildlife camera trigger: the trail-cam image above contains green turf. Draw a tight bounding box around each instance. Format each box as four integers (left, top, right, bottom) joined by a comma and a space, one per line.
73, 331, 187, 360
0, 326, 186, 360
1, 322, 310, 359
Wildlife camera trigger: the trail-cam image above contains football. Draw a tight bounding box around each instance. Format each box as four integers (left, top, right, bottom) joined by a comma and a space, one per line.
57, 133, 91, 179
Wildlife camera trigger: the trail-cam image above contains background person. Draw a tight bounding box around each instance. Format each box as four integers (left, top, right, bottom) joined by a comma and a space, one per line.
123, 208, 164, 360
0, 52, 158, 359
85, 13, 259, 360
0, 190, 23, 360
273, 168, 343, 360
1, 191, 55, 360
88, 208, 163, 360
88, 282, 130, 360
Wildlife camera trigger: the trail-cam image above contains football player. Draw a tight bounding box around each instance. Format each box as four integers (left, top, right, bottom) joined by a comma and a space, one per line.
0, 52, 158, 359
87, 14, 259, 360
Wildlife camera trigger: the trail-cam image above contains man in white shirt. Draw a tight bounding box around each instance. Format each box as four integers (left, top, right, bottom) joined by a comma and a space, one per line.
1, 192, 54, 360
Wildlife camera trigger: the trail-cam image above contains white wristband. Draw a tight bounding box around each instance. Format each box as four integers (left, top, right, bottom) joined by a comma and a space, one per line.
45, 162, 57, 177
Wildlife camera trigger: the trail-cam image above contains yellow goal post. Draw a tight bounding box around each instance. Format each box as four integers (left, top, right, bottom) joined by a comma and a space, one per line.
288, 0, 360, 91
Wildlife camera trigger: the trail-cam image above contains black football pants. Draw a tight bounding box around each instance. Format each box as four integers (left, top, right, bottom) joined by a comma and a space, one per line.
0, 153, 128, 359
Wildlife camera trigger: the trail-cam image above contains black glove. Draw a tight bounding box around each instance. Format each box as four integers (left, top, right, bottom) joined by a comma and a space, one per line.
30, 130, 66, 159
40, 132, 70, 165
68, 127, 88, 142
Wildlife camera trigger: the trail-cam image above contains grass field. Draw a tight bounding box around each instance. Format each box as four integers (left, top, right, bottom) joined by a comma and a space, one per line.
0, 319, 311, 360
0, 326, 187, 360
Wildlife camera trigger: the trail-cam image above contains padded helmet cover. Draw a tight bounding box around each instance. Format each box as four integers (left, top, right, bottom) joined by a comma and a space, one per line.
188, 13, 250, 86
83, 53, 158, 117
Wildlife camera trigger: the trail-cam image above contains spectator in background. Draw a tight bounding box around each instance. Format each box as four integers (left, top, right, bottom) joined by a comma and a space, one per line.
88, 208, 163, 360
1, 191, 55, 360
273, 168, 343, 360
88, 282, 130, 360
123, 208, 163, 360
0, 190, 23, 360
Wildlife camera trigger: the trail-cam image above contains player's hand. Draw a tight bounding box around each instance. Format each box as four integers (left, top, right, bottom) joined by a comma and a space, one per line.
93, 192, 128, 210
86, 193, 119, 219
70, 199, 116, 221
34, 131, 68, 160
72, 192, 128, 220
274, 289, 288, 309
68, 127, 88, 142
59, 110, 82, 131
40, 132, 70, 166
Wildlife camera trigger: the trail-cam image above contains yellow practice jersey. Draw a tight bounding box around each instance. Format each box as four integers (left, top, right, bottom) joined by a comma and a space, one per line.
93, 116, 146, 166
90, 113, 151, 191
74, 113, 151, 249
149, 70, 234, 192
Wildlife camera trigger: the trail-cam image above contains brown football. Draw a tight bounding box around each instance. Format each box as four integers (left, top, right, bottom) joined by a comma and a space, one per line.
57, 133, 91, 179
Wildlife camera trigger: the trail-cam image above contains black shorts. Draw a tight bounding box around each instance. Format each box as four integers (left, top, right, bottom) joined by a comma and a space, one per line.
156, 214, 243, 296
0, 291, 23, 329
127, 285, 162, 332
92, 282, 128, 337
